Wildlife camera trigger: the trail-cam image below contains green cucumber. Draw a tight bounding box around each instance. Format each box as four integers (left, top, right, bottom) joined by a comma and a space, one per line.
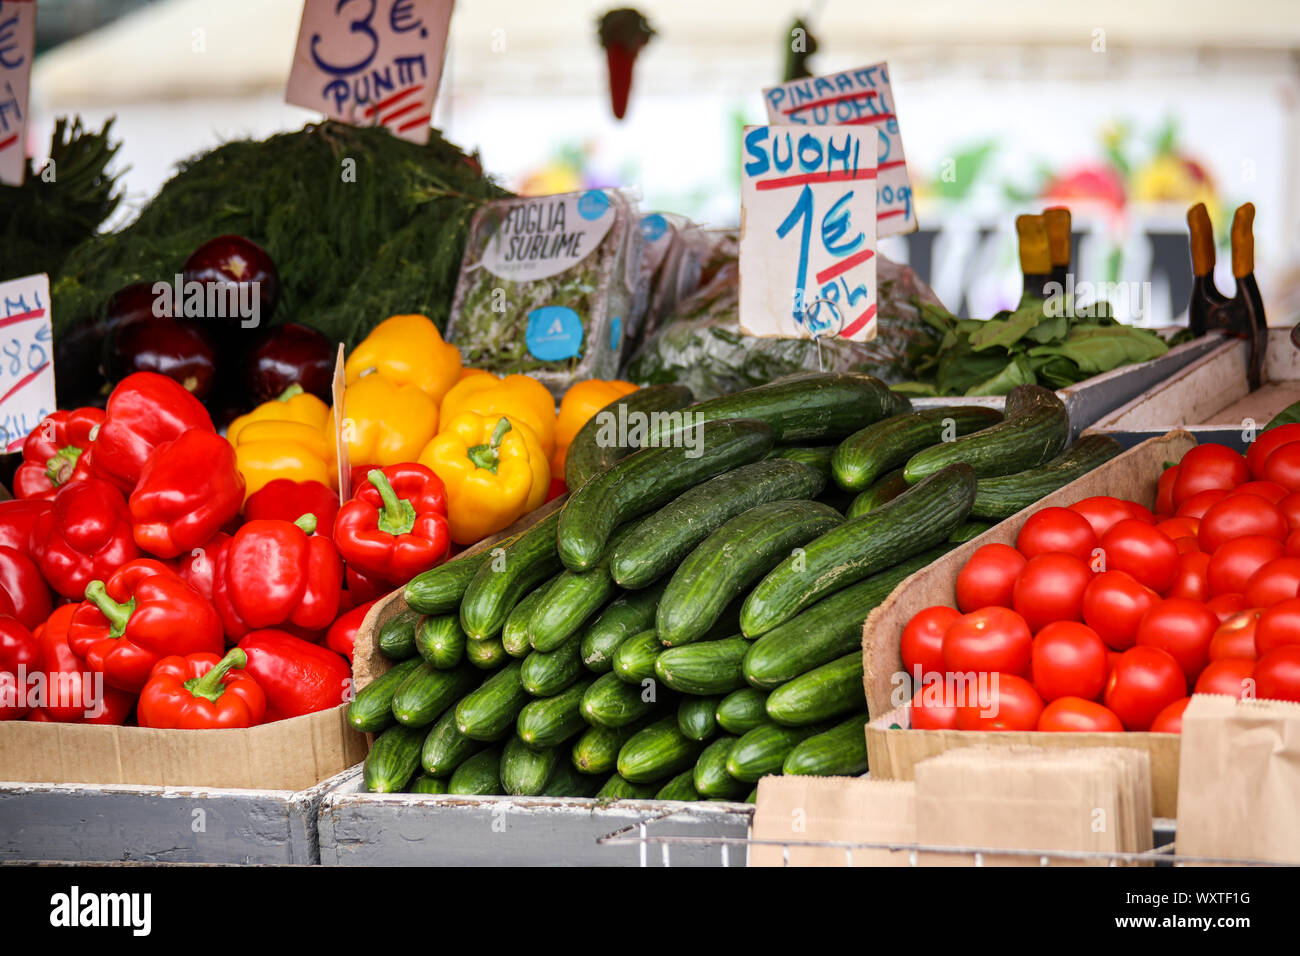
364, 724, 425, 793
571, 722, 642, 775
460, 510, 562, 640
693, 736, 746, 799
346, 657, 423, 732
409, 774, 447, 794
783, 712, 869, 776
948, 519, 993, 543
677, 695, 721, 741
558, 418, 776, 572
657, 499, 843, 646
392, 663, 479, 728
377, 609, 420, 660
617, 717, 701, 783
501, 576, 557, 657
421, 707, 485, 776
903, 384, 1068, 483
528, 530, 630, 652
565, 383, 695, 489
596, 773, 658, 800
612, 630, 665, 684
404, 549, 493, 615
726, 722, 825, 782
654, 637, 749, 695
521, 640, 583, 697
447, 747, 503, 795
766, 652, 865, 726
742, 546, 948, 689
832, 406, 1004, 491
764, 445, 836, 476
654, 769, 700, 801
415, 614, 466, 669
846, 468, 907, 519
517, 678, 593, 750
609, 459, 826, 589
740, 465, 976, 637
455, 660, 529, 741
541, 761, 602, 797
970, 434, 1124, 519
581, 671, 658, 728
746, 787, 757, 804
715, 688, 769, 734
500, 737, 559, 796
466, 637, 507, 669
581, 581, 667, 672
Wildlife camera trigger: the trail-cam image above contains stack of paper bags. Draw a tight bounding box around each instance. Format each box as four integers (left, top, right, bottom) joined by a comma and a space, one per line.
750, 776, 916, 867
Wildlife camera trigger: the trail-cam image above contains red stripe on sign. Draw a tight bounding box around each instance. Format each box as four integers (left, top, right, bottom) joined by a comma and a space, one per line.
839, 304, 877, 338
877, 209, 906, 220
0, 362, 51, 405
396, 113, 432, 134
782, 89, 879, 115
363, 85, 421, 117
0, 134, 17, 152
5, 436, 24, 453
380, 101, 423, 124
879, 159, 907, 171
755, 168, 878, 191
815, 248, 875, 285
0, 309, 46, 330
843, 113, 897, 126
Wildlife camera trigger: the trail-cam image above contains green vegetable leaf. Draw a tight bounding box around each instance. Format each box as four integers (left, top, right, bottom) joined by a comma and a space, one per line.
1027, 324, 1168, 375
1024, 313, 1070, 345
890, 381, 939, 397
1030, 354, 1083, 388
968, 301, 1044, 352
936, 344, 1009, 396
964, 354, 1037, 396
1266, 400, 1300, 431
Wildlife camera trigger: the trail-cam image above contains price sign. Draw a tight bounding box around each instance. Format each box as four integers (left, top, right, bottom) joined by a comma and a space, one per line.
286, 0, 454, 145
0, 0, 35, 187
0, 273, 55, 452
740, 125, 878, 342
762, 62, 916, 236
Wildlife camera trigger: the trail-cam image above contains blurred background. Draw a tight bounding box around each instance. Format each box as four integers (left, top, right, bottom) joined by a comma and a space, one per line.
22, 0, 1300, 325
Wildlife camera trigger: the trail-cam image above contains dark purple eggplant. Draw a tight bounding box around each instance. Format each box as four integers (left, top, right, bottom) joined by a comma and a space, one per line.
109, 316, 218, 399
242, 322, 335, 404
183, 234, 279, 326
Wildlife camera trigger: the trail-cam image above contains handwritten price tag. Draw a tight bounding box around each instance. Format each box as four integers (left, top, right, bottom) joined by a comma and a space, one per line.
762, 62, 916, 237
0, 0, 35, 187
0, 273, 55, 452
740, 125, 878, 342
286, 0, 454, 145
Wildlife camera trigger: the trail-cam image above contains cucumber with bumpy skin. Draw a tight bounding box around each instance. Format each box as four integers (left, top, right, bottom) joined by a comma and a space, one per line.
654, 638, 749, 695
677, 695, 722, 741
617, 718, 702, 783
846, 468, 907, 519
409, 774, 447, 794
541, 760, 602, 797
404, 549, 493, 615
715, 688, 769, 734
571, 722, 643, 775
580, 581, 667, 672
565, 384, 695, 490
693, 736, 746, 799
377, 609, 420, 660
517, 678, 593, 750
611, 630, 665, 684
416, 614, 466, 669
765, 652, 865, 726
347, 657, 422, 732
833, 406, 1003, 491
654, 769, 700, 801
500, 737, 559, 795
529, 527, 633, 652
421, 707, 485, 776
521, 640, 583, 697
466, 636, 507, 669
455, 660, 529, 740
783, 711, 869, 776
502, 577, 556, 657
460, 510, 562, 640
970, 434, 1124, 519
447, 747, 503, 795
764, 445, 836, 477
596, 773, 658, 800
581, 671, 657, 728
726, 722, 825, 782
364, 724, 425, 793
391, 663, 479, 728
948, 519, 993, 543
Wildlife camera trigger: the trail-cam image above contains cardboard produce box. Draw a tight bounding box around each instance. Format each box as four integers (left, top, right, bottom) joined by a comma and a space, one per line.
860, 430, 1197, 819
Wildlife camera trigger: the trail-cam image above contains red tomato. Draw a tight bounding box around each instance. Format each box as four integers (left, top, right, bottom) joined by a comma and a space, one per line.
1030, 621, 1109, 702
1106, 650, 1123, 681
1246, 424, 1300, 479
1171, 444, 1248, 507
1155, 517, 1199, 542
955, 673, 1044, 731
1193, 658, 1256, 699
1207, 536, 1284, 596
909, 684, 958, 730
1206, 592, 1249, 622
1104, 646, 1187, 731
1135, 597, 1219, 684
1012, 552, 1093, 632
901, 606, 960, 680
1069, 497, 1143, 539
1015, 507, 1098, 562
1260, 441, 1300, 492
1255, 646, 1300, 702
1167, 551, 1211, 602
1243, 557, 1300, 607
1036, 696, 1124, 733
1255, 598, 1300, 657
1278, 492, 1300, 531
1156, 465, 1179, 515
1098, 519, 1180, 594
1176, 489, 1229, 520
942, 606, 1033, 677
1209, 610, 1261, 661
1287, 529, 1300, 558
1198, 494, 1287, 552
1228, 480, 1289, 504
955, 543, 1026, 613
1149, 697, 1191, 734
1081, 570, 1160, 651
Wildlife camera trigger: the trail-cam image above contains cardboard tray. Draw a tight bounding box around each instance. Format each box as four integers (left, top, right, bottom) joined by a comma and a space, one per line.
860, 430, 1198, 819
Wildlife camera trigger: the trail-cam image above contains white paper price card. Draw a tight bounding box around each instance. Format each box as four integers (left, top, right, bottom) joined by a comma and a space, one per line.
0, 273, 55, 453
0, 0, 36, 187
286, 0, 454, 145
762, 62, 915, 237
740, 125, 878, 343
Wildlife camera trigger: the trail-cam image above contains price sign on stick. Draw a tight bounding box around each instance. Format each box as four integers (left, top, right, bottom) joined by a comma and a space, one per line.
740, 125, 878, 342
0, 0, 36, 187
762, 62, 916, 236
286, 0, 454, 145
0, 273, 55, 452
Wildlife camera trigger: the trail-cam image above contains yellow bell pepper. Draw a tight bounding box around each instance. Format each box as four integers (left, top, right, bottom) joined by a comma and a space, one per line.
345, 314, 463, 404
226, 384, 330, 447
419, 412, 550, 544
552, 379, 638, 475
226, 386, 335, 503
439, 373, 557, 457
327, 373, 440, 471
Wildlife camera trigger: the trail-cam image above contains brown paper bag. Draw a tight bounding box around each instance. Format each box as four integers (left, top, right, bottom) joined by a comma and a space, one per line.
750, 775, 916, 867
1177, 693, 1300, 864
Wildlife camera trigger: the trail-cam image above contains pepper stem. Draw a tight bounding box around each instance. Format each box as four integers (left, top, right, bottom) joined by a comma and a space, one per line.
294, 513, 318, 535
45, 446, 83, 486
466, 417, 512, 474
184, 648, 247, 703
369, 469, 417, 536
83, 580, 136, 639
277, 384, 304, 401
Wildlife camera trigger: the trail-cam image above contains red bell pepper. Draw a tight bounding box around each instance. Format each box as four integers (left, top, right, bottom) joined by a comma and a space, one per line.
212, 514, 343, 640
325, 599, 378, 662
175, 531, 230, 602
236, 629, 352, 721
0, 545, 52, 631
0, 615, 38, 720
13, 407, 103, 500
68, 559, 224, 693
128, 429, 244, 559
343, 566, 391, 608
333, 464, 451, 584
244, 478, 339, 540
0, 498, 51, 558
137, 648, 267, 729
91, 371, 214, 493
33, 605, 135, 724
31, 478, 141, 600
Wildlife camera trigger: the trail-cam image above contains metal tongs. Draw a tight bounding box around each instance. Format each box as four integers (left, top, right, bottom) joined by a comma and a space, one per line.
1187, 202, 1268, 389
